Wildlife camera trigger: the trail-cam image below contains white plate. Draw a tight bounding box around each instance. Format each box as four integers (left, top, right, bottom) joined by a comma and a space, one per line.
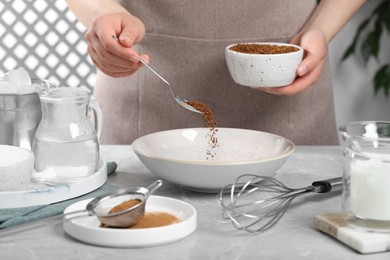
63, 196, 197, 248
0, 160, 107, 208
132, 128, 295, 192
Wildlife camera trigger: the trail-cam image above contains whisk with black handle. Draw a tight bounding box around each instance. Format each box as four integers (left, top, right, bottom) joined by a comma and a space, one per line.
217, 175, 342, 233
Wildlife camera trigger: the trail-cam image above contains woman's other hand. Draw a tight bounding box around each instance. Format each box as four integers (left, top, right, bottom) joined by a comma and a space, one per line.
257, 0, 366, 96
259, 28, 327, 96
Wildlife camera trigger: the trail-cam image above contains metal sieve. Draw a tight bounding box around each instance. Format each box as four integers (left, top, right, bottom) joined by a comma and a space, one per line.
0, 180, 162, 236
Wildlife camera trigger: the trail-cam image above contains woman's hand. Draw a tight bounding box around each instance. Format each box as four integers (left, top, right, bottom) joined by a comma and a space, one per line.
259, 28, 327, 96
257, 0, 366, 96
85, 12, 149, 78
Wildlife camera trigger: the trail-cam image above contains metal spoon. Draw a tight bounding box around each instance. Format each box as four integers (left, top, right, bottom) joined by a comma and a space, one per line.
112, 35, 201, 114
0, 180, 163, 236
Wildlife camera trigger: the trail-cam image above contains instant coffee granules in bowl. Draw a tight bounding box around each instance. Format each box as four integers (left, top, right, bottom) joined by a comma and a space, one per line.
225, 42, 303, 88
229, 43, 300, 54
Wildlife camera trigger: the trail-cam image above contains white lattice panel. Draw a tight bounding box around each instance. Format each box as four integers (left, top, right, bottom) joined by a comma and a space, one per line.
0, 0, 96, 90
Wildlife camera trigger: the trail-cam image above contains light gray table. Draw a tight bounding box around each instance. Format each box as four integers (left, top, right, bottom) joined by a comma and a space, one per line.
1, 145, 388, 259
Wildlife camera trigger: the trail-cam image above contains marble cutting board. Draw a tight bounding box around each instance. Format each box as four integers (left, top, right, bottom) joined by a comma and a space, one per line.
314, 213, 390, 254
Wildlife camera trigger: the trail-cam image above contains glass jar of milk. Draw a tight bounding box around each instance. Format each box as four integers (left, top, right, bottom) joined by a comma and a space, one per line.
340, 121, 390, 232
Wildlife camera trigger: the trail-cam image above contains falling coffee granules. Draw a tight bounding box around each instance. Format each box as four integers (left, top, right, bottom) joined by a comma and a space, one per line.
230, 43, 299, 54
186, 100, 219, 159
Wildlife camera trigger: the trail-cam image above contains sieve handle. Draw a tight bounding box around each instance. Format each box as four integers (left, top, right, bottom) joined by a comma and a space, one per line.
311, 177, 343, 193
146, 180, 163, 198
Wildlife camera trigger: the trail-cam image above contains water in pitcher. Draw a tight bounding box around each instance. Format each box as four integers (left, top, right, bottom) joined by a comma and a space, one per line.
33, 136, 99, 182
32, 85, 103, 183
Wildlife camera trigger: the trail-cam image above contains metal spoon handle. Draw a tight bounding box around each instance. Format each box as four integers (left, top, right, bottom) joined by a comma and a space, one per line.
139, 60, 201, 113
112, 34, 201, 114
111, 35, 169, 85
139, 59, 171, 86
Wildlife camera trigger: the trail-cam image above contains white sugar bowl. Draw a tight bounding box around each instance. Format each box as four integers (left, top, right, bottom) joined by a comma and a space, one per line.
0, 145, 34, 191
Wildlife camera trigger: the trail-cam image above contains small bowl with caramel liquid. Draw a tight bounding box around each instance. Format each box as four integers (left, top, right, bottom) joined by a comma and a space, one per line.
225, 42, 303, 88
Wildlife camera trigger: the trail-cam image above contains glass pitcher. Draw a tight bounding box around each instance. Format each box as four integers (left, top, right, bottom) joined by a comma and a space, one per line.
32, 85, 103, 182
340, 121, 390, 232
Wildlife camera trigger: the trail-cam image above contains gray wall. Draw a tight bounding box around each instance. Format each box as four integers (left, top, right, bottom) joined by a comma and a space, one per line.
329, 0, 390, 129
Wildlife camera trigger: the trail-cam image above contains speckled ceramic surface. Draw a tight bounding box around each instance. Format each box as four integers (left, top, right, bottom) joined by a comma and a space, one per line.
225, 42, 303, 88
132, 128, 295, 192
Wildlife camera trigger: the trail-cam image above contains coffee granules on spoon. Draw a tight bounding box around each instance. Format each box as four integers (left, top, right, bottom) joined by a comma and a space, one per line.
186, 100, 219, 159
230, 44, 299, 54
186, 101, 216, 129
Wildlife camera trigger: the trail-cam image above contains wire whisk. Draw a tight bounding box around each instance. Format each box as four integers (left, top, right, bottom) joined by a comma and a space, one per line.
217, 174, 342, 233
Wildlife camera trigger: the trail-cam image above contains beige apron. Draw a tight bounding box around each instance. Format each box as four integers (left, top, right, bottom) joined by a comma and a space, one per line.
94, 0, 339, 145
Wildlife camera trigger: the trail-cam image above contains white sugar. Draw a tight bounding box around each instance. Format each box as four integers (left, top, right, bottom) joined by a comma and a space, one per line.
0, 145, 32, 165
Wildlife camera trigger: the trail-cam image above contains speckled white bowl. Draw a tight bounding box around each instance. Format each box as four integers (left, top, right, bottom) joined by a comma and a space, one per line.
225, 42, 303, 88
0, 145, 34, 191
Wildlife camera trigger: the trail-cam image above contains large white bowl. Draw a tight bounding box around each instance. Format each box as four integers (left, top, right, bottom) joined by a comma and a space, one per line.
132, 128, 295, 192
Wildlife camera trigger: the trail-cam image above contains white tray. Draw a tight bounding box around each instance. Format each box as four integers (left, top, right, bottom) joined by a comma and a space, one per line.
0, 160, 107, 209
